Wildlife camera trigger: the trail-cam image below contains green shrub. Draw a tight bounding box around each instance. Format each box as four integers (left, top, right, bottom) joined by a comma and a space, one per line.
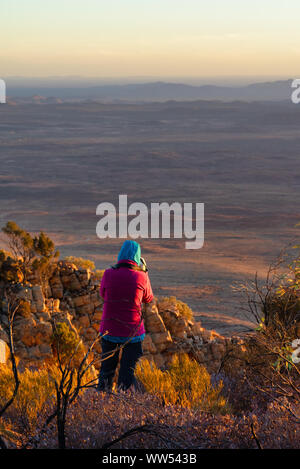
1, 222, 59, 285
0, 256, 24, 283
51, 322, 85, 364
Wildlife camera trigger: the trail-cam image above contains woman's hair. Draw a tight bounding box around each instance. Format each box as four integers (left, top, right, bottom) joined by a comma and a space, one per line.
117, 240, 141, 265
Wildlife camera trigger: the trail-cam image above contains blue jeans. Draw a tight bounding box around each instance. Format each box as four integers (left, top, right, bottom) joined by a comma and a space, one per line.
97, 338, 143, 391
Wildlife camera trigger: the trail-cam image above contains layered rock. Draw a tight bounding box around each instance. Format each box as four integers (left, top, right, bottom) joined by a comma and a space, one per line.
142, 300, 234, 372
0, 260, 246, 373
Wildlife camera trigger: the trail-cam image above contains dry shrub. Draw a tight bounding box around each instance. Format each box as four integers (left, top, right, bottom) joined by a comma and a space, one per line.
0, 420, 21, 446
157, 296, 193, 321
0, 364, 58, 429
29, 387, 299, 449
0, 361, 96, 435
93, 269, 105, 283
135, 353, 229, 414
230, 252, 300, 404
64, 256, 95, 271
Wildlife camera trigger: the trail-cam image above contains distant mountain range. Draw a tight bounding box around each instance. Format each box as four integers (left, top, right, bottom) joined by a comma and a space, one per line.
6, 79, 295, 103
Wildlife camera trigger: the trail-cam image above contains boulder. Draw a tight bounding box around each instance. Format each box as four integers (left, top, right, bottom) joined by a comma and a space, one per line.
32, 285, 45, 312
39, 343, 53, 359
35, 321, 53, 345
93, 308, 103, 321
91, 322, 100, 332
49, 275, 64, 299
167, 316, 189, 339
76, 303, 95, 316
0, 339, 9, 364
151, 331, 173, 353
144, 304, 167, 334
61, 273, 81, 291
14, 316, 37, 345
72, 294, 91, 308
16, 286, 33, 302
77, 268, 91, 288
27, 345, 42, 360
0, 325, 8, 344
142, 334, 157, 355
58, 260, 77, 272
84, 327, 98, 342
78, 315, 90, 329
190, 322, 203, 336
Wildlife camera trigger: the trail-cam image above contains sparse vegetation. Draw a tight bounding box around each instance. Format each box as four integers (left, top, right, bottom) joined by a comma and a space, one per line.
64, 256, 104, 283
94, 269, 105, 283
1, 221, 59, 285
157, 296, 193, 321
225, 249, 300, 425
135, 353, 229, 414
0, 224, 299, 448
0, 364, 58, 432
233, 248, 300, 369
64, 256, 95, 271
0, 252, 24, 284
51, 322, 85, 365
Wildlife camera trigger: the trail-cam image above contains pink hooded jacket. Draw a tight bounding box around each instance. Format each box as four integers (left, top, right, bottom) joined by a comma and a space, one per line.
99, 259, 154, 337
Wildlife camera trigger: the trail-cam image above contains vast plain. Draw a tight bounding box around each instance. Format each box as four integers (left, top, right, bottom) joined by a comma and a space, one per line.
0, 99, 300, 334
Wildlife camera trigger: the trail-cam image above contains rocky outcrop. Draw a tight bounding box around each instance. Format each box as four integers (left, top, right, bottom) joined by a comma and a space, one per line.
142, 301, 235, 372
0, 260, 247, 373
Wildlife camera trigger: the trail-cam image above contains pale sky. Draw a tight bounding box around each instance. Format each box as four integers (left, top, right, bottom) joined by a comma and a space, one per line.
1, 0, 300, 78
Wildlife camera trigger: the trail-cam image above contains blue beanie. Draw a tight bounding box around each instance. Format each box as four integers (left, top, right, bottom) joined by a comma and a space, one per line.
117, 240, 141, 265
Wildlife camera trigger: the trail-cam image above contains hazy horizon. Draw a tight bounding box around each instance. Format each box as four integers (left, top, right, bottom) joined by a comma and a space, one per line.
2, 75, 295, 87
2, 1, 300, 78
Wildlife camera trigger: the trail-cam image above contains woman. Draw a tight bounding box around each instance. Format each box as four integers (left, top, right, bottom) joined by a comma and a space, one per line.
97, 240, 154, 391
